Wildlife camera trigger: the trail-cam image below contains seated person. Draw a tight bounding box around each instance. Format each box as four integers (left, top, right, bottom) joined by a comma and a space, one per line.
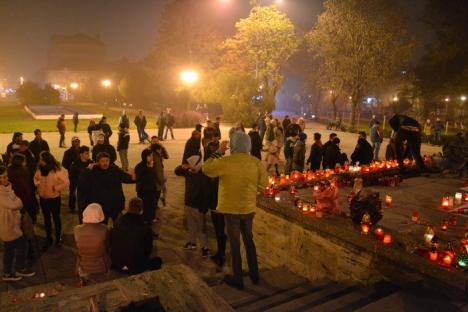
74, 203, 111, 278
110, 198, 162, 275
313, 180, 340, 214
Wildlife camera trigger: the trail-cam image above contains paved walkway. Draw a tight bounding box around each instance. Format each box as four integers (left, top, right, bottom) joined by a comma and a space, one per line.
0, 121, 451, 294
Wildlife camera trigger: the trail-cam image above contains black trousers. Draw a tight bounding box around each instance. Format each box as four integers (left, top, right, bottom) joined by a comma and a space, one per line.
225, 213, 258, 284
210, 211, 227, 258
395, 129, 425, 170
59, 131, 65, 147
158, 127, 165, 140
139, 191, 161, 224
68, 182, 77, 211
40, 197, 62, 241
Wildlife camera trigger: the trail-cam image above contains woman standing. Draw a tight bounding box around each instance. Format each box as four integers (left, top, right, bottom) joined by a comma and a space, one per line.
34, 152, 69, 249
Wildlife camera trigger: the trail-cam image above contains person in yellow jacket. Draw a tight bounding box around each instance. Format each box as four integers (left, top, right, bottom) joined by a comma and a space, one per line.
203, 131, 268, 290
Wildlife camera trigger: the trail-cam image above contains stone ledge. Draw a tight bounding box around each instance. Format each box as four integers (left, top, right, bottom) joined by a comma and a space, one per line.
0, 264, 234, 312
256, 196, 467, 296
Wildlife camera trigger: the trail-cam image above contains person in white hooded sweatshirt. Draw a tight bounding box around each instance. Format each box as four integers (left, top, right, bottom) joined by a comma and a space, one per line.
0, 166, 36, 281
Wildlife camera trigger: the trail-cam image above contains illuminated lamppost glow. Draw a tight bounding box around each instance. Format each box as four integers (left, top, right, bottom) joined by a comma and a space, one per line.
461, 95, 467, 102
444, 97, 450, 102
393, 96, 399, 102
101, 79, 111, 88
180, 70, 199, 86
70, 82, 79, 89
52, 84, 61, 90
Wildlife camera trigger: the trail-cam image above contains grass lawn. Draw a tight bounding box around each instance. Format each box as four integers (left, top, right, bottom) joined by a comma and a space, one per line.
0, 101, 145, 133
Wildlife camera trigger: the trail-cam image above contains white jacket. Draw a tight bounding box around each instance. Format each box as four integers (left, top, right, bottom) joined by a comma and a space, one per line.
35, 169, 70, 199
0, 184, 23, 242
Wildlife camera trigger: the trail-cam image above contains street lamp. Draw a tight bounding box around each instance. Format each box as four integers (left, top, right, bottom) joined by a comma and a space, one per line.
101, 79, 111, 88
70, 82, 79, 90
461, 95, 467, 102
393, 96, 399, 102
444, 97, 450, 102
180, 70, 199, 86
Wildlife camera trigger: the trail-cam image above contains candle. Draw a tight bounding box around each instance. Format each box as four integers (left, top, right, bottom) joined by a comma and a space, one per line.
264, 186, 271, 197
464, 193, 468, 202
274, 194, 281, 202
383, 234, 392, 244
289, 186, 296, 195
441, 221, 448, 231
374, 228, 384, 239
411, 211, 420, 222
310, 206, 316, 214
295, 199, 303, 209
442, 254, 453, 266
424, 227, 435, 244
313, 185, 319, 191
455, 192, 462, 205
361, 223, 370, 234
384, 194, 392, 207
429, 250, 438, 261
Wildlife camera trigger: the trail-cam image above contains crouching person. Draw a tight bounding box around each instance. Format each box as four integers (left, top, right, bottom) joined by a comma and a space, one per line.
110, 198, 162, 275
0, 166, 35, 281
74, 203, 111, 281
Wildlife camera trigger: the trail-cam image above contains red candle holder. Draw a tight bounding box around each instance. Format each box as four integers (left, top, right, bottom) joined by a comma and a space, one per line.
384, 194, 392, 207
411, 211, 420, 222
289, 186, 296, 196
383, 234, 392, 244
429, 250, 438, 261
441, 221, 449, 232
441, 253, 453, 266
361, 223, 370, 234
374, 228, 384, 239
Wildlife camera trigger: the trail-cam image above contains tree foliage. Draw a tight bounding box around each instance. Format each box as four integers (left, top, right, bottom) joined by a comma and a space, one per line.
306, 0, 415, 129
223, 6, 299, 112
16, 81, 60, 105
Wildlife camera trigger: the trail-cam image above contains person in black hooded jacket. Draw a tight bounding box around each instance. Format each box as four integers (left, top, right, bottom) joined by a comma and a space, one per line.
351, 133, 374, 165
182, 130, 202, 164
135, 149, 161, 226
248, 124, 262, 160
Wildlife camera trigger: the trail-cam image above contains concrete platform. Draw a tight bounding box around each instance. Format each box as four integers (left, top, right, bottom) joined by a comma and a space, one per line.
24, 105, 103, 120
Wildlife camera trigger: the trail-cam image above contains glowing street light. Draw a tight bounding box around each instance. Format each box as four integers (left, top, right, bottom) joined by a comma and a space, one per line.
444, 97, 450, 102
393, 96, 399, 102
101, 79, 111, 88
52, 84, 61, 90
70, 82, 79, 90
461, 95, 467, 102
180, 70, 199, 86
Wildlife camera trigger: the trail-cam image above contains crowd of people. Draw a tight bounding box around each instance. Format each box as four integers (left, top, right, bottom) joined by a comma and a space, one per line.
0, 109, 466, 287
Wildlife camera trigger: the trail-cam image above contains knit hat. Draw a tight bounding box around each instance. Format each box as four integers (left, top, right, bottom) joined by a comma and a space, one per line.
186, 155, 203, 173
230, 131, 251, 154
82, 203, 105, 223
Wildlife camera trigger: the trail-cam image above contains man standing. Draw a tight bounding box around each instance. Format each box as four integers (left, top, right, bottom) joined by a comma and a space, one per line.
433, 118, 444, 145
248, 124, 262, 160
256, 112, 266, 146
92, 134, 117, 164
389, 114, 426, 171
134, 111, 148, 143
164, 110, 175, 140
322, 133, 338, 169
157, 111, 166, 140
370, 121, 383, 161
204, 132, 268, 290
99, 117, 113, 145
73, 112, 79, 133
118, 111, 130, 129
57, 114, 66, 148
213, 116, 222, 140
69, 146, 93, 222
62, 137, 81, 212
29, 129, 50, 161
282, 115, 291, 134
77, 152, 134, 223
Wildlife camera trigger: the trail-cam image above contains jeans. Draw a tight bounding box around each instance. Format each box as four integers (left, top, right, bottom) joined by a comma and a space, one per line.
164, 126, 174, 140
225, 213, 258, 284
211, 211, 227, 258
3, 236, 28, 274
185, 206, 208, 247
137, 127, 149, 143
118, 149, 129, 171
69, 182, 77, 211
372, 141, 381, 161
158, 127, 165, 140
59, 131, 65, 147
40, 197, 62, 242
395, 130, 425, 170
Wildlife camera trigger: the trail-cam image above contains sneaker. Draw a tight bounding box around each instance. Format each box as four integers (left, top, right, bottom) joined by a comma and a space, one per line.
16, 269, 36, 277
183, 242, 196, 250
223, 274, 244, 290
201, 247, 210, 257
2, 273, 22, 281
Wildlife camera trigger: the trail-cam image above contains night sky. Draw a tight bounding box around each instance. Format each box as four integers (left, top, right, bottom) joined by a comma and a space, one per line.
0, 0, 426, 81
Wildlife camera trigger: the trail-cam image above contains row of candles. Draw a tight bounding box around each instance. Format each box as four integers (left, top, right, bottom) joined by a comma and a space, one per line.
441, 192, 468, 208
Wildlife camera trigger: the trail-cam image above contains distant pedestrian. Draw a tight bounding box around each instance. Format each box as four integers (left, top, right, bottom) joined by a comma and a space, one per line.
322, 133, 338, 169
248, 124, 262, 160
117, 126, 130, 172
29, 129, 50, 161
204, 131, 268, 290
110, 198, 162, 275
433, 118, 444, 145
307, 132, 323, 172
157, 111, 166, 140
73, 112, 79, 133
57, 114, 66, 148
87, 120, 97, 146
284, 132, 299, 174
351, 132, 373, 165
282, 115, 291, 135
266, 140, 280, 176
34, 152, 70, 248
370, 121, 383, 161
257, 112, 266, 146
369, 115, 377, 128
164, 110, 176, 140
99, 117, 112, 145
213, 116, 222, 140
423, 119, 432, 144
134, 111, 149, 143
0, 166, 36, 282
118, 110, 130, 129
